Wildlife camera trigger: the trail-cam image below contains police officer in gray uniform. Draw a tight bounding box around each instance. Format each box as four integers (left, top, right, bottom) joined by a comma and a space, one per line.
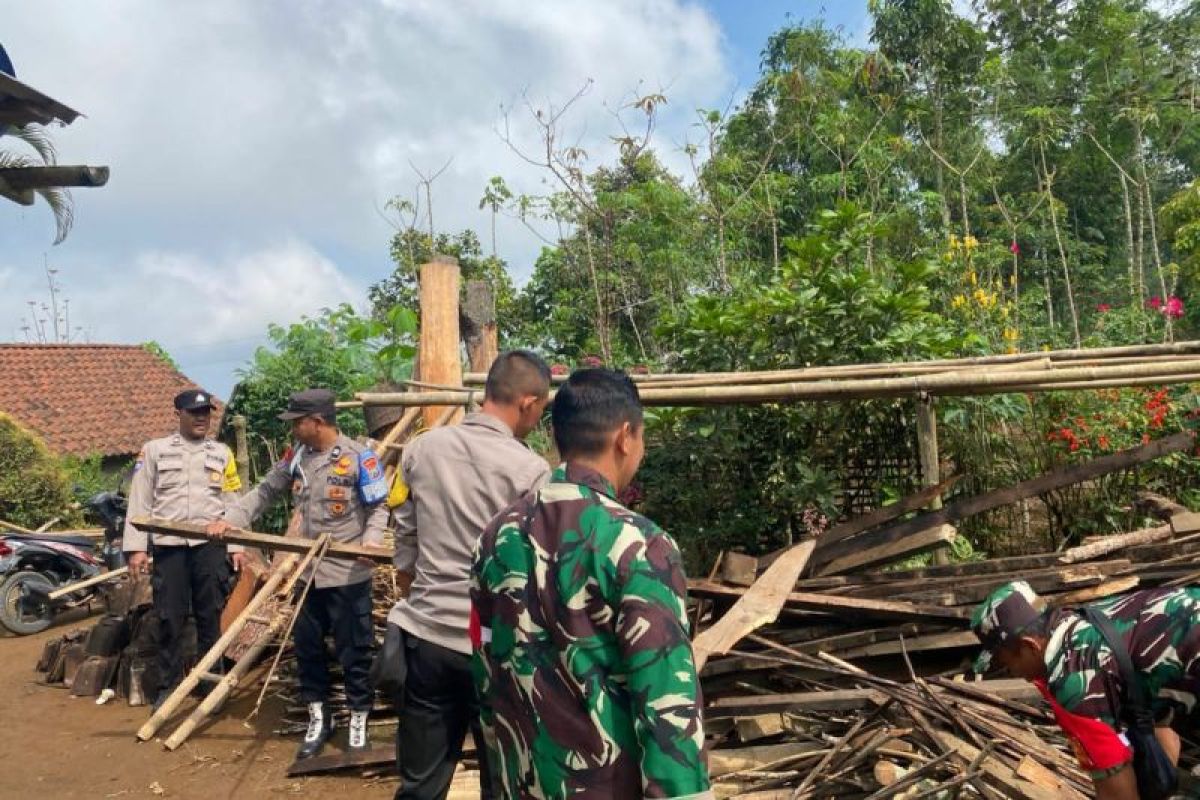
123, 389, 244, 708
209, 388, 389, 759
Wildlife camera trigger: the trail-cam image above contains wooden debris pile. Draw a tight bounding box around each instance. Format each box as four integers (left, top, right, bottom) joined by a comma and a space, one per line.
689, 438, 1200, 797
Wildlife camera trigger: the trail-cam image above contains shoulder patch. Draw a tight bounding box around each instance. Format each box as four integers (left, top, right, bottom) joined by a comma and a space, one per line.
356, 448, 387, 504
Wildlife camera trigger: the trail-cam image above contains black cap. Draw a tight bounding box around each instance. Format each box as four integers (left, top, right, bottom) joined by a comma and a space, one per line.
174, 389, 215, 412
278, 388, 336, 421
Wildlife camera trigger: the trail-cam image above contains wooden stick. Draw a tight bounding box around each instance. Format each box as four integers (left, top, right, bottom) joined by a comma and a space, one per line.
47, 566, 128, 600
137, 549, 305, 742
130, 517, 392, 562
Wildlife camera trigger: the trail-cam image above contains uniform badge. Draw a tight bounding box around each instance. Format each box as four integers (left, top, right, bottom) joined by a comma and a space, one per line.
329, 501, 347, 515
333, 454, 353, 475
210, 471, 222, 483
327, 486, 348, 500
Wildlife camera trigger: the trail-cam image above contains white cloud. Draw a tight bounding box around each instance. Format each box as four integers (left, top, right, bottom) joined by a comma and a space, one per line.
0, 0, 733, 393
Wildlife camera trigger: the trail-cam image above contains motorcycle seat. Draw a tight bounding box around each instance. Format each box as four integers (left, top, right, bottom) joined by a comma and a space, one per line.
4, 532, 99, 550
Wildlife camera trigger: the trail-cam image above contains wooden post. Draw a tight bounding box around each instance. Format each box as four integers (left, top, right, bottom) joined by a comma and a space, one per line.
231, 414, 250, 487
463, 280, 499, 374
916, 394, 950, 566
419, 256, 463, 428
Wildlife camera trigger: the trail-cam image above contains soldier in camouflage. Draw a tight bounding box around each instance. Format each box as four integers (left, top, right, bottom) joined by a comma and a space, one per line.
469, 368, 713, 800
972, 580, 1200, 800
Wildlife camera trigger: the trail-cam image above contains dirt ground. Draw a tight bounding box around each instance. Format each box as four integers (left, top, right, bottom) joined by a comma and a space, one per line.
0, 612, 411, 799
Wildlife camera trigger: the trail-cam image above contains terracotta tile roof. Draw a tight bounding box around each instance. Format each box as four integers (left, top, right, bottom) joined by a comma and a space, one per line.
0, 344, 223, 457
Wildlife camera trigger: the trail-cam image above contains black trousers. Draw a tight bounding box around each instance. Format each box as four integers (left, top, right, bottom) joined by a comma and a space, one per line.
394, 634, 499, 800
151, 542, 228, 691
293, 580, 374, 711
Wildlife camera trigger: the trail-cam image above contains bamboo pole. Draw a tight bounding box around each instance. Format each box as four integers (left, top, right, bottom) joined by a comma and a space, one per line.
137, 548, 305, 742
915, 396, 949, 567
460, 342, 1200, 385
419, 256, 462, 429
47, 566, 127, 600
360, 359, 1200, 408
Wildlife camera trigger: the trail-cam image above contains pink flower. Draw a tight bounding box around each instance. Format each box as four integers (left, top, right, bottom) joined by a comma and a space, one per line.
550, 363, 570, 376
1148, 296, 1164, 310
1009, 241, 1020, 254
1165, 296, 1185, 319
1096, 303, 1111, 313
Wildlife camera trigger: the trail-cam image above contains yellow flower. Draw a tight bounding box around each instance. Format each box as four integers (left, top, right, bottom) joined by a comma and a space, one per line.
968, 270, 977, 286
951, 294, 967, 309
1003, 327, 1019, 341
963, 235, 979, 251
948, 233, 960, 251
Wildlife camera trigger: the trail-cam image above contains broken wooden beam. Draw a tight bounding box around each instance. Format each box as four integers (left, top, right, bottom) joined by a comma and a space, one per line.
130, 517, 392, 562
689, 580, 970, 624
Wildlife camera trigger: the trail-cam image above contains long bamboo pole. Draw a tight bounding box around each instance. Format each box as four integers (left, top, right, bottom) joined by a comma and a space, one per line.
459, 342, 1200, 385
130, 518, 392, 562
358, 359, 1200, 408
137, 548, 304, 742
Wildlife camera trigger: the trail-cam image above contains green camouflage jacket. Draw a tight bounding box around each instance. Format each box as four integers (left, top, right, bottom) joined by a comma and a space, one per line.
469, 463, 712, 800
1046, 587, 1200, 728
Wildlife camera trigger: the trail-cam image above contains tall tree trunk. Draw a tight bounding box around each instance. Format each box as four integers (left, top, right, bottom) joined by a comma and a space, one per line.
1039, 143, 1081, 348
581, 224, 612, 363
1043, 251, 1056, 334
1119, 172, 1138, 308
1139, 152, 1171, 341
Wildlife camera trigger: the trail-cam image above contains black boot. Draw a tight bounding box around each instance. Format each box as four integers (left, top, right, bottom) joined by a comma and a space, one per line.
297, 701, 333, 760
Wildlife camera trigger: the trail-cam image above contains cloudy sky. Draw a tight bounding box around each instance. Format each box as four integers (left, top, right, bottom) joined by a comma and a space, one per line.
0, 1, 872, 397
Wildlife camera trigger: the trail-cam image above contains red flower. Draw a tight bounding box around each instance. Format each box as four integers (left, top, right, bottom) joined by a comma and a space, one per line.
1096, 303, 1112, 313
550, 363, 570, 376
1098, 435, 1110, 450
1010, 240, 1020, 254
1165, 296, 1185, 319
1148, 296, 1164, 310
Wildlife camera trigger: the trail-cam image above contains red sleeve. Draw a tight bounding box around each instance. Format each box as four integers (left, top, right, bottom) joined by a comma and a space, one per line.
1034, 678, 1131, 772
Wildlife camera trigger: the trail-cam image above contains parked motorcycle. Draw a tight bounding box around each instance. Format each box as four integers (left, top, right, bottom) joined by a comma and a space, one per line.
0, 492, 127, 635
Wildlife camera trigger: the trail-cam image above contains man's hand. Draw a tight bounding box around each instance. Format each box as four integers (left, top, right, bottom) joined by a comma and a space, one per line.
206, 520, 233, 539
396, 569, 414, 598
230, 552, 246, 573
127, 551, 149, 575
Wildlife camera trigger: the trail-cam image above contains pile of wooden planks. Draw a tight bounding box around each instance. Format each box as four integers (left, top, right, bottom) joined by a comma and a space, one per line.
690, 443, 1200, 796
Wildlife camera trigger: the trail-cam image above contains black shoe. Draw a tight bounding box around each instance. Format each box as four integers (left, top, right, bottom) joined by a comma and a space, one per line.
296, 702, 333, 760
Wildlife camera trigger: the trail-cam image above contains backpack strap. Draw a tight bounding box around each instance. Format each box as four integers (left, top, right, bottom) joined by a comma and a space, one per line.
1081, 605, 1150, 723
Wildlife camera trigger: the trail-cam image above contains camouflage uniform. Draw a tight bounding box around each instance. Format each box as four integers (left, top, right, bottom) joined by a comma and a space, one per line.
973, 581, 1200, 780
469, 463, 712, 800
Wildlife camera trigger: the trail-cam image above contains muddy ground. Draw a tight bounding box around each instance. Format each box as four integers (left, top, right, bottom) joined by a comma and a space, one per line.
0, 613, 475, 799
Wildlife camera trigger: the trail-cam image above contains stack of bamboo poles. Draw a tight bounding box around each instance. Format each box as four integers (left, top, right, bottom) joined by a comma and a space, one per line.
343, 342, 1200, 409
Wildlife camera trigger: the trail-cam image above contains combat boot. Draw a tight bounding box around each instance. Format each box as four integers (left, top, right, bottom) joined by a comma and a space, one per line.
348, 709, 370, 752
297, 701, 333, 760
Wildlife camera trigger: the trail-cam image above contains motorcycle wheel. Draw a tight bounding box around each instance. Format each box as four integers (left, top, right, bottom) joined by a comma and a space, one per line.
0, 571, 55, 635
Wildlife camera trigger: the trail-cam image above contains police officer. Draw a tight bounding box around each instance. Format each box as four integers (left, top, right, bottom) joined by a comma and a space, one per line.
208, 388, 389, 759
123, 389, 244, 709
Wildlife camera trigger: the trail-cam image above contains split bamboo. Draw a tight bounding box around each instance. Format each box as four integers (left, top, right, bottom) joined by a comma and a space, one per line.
47, 566, 128, 600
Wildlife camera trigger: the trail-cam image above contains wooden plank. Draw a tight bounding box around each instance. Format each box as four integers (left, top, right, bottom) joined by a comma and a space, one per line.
811, 431, 1193, 570
689, 580, 970, 624
709, 742, 823, 777
816, 524, 956, 577
817, 475, 960, 546
287, 744, 395, 776
692, 542, 815, 670
735, 714, 787, 743
1051, 576, 1140, 605
834, 630, 979, 660
130, 517, 392, 562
